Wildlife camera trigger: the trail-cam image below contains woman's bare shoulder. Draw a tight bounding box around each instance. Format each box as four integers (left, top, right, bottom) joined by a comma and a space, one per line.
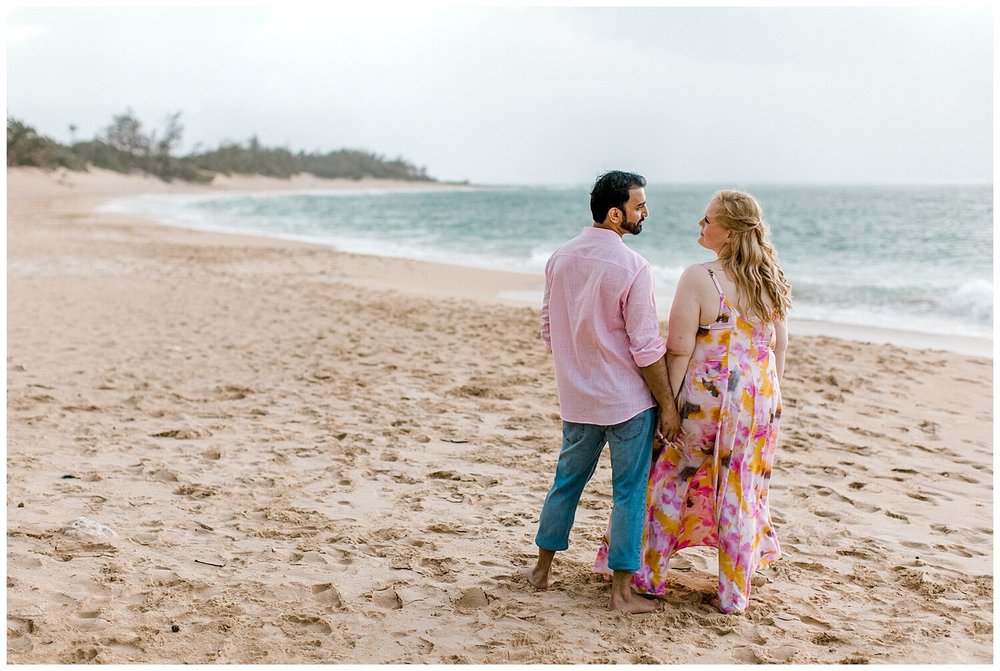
674, 263, 720, 309
678, 262, 716, 287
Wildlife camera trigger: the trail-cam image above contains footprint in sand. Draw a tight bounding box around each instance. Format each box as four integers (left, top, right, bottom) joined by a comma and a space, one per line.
811, 509, 839, 521
150, 428, 211, 439
819, 464, 849, 477
847, 565, 880, 589
967, 621, 993, 636
942, 471, 980, 484
844, 498, 880, 514
72, 609, 108, 630
810, 484, 856, 505
7, 615, 36, 650
799, 614, 832, 630
105, 640, 145, 659
326, 547, 354, 568
146, 467, 180, 483
789, 560, 825, 573
389, 472, 422, 485
918, 420, 939, 436
812, 632, 845, 645
173, 484, 219, 499
282, 614, 333, 634
929, 524, 959, 535
427, 469, 468, 481
901, 540, 930, 551
418, 556, 457, 581
427, 522, 470, 535
370, 585, 403, 610
835, 548, 877, 560
904, 489, 933, 502
933, 543, 981, 558
389, 554, 414, 570
291, 550, 329, 565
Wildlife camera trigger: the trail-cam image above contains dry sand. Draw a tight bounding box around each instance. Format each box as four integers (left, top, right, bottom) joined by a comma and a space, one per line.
6, 167, 993, 663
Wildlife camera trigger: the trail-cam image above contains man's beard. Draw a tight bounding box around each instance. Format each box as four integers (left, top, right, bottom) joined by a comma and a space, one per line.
622, 216, 645, 235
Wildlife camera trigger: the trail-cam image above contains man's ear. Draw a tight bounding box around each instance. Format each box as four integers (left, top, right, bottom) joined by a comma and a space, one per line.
609, 207, 622, 224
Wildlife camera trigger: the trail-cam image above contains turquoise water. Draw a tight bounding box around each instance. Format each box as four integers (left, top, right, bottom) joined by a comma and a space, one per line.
103, 183, 993, 339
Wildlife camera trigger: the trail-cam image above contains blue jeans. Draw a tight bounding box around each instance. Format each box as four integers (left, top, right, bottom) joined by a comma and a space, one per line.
535, 407, 656, 573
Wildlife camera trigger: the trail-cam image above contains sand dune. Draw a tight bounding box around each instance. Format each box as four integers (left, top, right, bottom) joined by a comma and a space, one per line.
6, 167, 992, 663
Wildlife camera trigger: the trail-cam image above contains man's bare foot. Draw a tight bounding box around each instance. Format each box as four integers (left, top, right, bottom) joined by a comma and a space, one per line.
609, 589, 661, 614
523, 566, 550, 590
525, 549, 555, 590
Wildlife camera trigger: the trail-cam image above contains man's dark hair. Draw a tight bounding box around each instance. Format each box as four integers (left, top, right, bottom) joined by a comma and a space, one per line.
590, 170, 646, 223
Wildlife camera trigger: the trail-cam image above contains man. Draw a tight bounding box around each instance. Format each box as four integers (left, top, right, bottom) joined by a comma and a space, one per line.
527, 170, 680, 614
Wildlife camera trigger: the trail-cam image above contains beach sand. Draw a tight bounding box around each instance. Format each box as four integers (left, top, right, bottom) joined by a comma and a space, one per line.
6, 167, 993, 663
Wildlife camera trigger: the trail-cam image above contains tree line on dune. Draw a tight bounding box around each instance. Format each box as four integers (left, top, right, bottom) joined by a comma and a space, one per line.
7, 109, 434, 183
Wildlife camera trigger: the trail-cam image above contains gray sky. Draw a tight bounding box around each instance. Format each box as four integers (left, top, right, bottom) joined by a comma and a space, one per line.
5, 4, 994, 184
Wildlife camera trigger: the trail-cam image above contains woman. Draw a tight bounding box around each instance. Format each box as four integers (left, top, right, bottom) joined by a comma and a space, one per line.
595, 189, 792, 614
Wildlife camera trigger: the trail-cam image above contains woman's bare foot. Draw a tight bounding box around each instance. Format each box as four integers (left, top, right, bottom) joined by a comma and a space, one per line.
609, 589, 661, 614
704, 595, 752, 614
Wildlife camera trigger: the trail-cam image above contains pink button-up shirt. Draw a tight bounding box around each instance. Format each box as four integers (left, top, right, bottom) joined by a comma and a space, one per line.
541, 226, 666, 425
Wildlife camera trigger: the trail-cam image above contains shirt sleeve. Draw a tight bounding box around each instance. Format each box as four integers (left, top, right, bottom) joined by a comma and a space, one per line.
540, 256, 553, 353
622, 263, 665, 367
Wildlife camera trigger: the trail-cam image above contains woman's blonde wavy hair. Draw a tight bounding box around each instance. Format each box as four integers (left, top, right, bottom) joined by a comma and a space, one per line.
713, 190, 792, 322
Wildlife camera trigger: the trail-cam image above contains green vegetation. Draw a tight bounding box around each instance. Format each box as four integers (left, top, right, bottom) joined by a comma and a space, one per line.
7, 110, 433, 183
7, 118, 87, 171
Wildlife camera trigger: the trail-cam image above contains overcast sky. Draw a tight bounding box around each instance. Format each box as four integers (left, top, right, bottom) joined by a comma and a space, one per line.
5, 4, 994, 184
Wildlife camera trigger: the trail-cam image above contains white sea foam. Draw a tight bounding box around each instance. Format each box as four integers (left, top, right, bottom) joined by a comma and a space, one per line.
942, 279, 994, 323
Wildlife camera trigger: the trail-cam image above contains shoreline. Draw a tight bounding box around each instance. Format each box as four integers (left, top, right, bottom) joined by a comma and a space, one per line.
10, 166, 543, 306
7, 166, 993, 663
66, 167, 991, 359
496, 290, 993, 359
786, 318, 992, 359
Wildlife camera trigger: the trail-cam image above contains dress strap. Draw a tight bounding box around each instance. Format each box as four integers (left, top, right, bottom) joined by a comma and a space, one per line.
701, 263, 726, 298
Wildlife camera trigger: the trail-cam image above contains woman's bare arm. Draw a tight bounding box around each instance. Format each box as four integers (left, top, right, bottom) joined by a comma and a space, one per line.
773, 318, 788, 382
666, 266, 708, 401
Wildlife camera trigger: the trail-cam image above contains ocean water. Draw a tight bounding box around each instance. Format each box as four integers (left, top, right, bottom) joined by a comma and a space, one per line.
101, 183, 993, 341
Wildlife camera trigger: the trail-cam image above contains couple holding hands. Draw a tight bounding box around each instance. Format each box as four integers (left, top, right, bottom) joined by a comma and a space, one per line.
528, 170, 792, 615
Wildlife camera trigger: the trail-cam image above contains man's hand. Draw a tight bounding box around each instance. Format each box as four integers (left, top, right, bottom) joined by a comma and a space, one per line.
639, 355, 680, 444
658, 401, 681, 442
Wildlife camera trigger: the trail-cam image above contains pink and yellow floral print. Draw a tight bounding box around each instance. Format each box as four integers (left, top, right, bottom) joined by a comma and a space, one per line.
595, 265, 782, 613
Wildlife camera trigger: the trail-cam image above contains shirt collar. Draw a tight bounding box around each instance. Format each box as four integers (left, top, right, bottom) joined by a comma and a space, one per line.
581, 226, 623, 242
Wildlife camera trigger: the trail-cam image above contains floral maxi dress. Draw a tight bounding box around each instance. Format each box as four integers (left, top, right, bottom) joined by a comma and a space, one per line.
594, 265, 782, 613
